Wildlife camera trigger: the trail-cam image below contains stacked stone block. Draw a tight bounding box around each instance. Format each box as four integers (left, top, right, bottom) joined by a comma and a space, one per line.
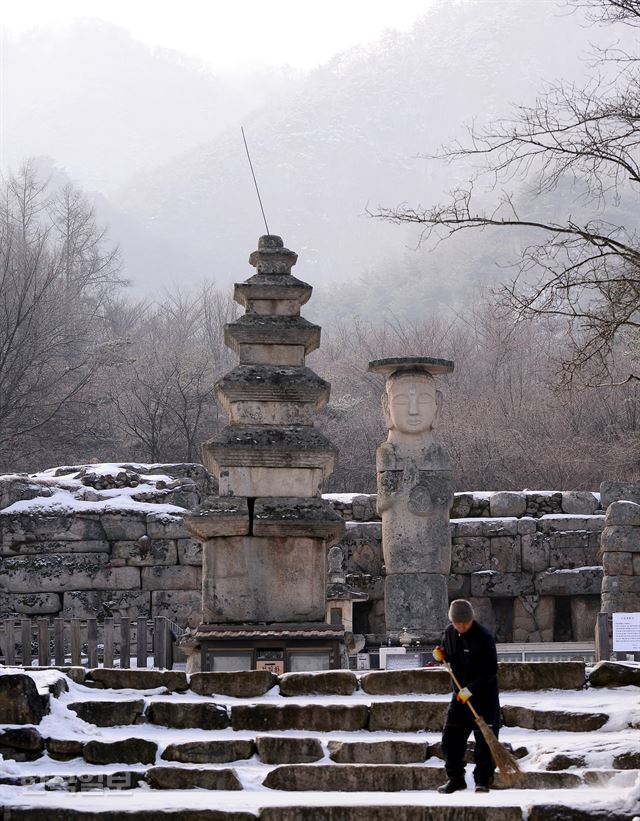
599, 481, 640, 614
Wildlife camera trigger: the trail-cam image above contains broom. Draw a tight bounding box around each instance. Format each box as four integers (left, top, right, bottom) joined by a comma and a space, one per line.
439, 658, 522, 785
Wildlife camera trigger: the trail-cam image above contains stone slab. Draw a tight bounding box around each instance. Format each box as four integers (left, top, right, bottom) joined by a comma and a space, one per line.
490, 492, 526, 518
256, 735, 323, 764
141, 565, 201, 591
151, 589, 202, 628
600, 480, 640, 508
62, 590, 150, 620
147, 701, 229, 730
202, 536, 326, 623
360, 669, 450, 695
535, 567, 602, 596
471, 571, 534, 597
260, 809, 522, 821
0, 592, 61, 616
0, 554, 140, 593
146, 766, 242, 790
384, 573, 448, 633
368, 701, 448, 732
502, 705, 608, 731
183, 498, 250, 541
452, 537, 490, 573
100, 512, 147, 541
68, 700, 144, 727
498, 662, 585, 690
601, 525, 640, 552
279, 671, 357, 697
112, 539, 177, 566
588, 661, 640, 687
231, 704, 369, 732
146, 513, 190, 540
191, 671, 278, 698
253, 497, 345, 540
87, 668, 188, 692
162, 740, 255, 764
83, 738, 157, 765
3, 810, 255, 821
177, 538, 203, 565
328, 740, 428, 764
0, 674, 45, 724
605, 500, 640, 527
0, 539, 110, 557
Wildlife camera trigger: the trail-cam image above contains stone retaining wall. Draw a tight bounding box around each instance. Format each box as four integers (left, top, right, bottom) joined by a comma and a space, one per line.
0, 468, 617, 642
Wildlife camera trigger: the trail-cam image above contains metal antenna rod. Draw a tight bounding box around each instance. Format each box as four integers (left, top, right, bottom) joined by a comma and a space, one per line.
241, 127, 270, 235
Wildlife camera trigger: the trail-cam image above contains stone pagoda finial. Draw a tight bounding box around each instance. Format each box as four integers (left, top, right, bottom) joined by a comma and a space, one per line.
249, 235, 298, 274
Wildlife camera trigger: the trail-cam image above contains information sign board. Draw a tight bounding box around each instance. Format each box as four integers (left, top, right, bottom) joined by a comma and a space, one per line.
612, 612, 640, 652
385, 652, 422, 670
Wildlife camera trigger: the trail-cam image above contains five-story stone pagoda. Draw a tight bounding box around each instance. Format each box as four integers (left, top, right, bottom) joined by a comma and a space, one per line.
184, 236, 345, 673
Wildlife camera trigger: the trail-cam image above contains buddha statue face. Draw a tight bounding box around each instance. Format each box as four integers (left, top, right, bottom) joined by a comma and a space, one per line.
383, 371, 437, 436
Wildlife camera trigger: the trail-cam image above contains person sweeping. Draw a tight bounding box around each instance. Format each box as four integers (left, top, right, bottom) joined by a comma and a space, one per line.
433, 599, 504, 794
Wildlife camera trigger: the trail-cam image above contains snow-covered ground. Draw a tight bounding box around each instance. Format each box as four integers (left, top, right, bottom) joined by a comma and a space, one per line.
0, 668, 637, 817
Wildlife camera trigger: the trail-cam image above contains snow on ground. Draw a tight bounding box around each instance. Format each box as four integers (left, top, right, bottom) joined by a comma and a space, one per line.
0, 669, 637, 816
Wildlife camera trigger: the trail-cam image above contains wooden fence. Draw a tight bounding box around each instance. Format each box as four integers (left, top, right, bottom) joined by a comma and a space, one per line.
0, 616, 181, 670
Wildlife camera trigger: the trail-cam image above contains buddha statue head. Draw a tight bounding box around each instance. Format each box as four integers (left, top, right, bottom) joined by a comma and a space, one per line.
382, 369, 438, 441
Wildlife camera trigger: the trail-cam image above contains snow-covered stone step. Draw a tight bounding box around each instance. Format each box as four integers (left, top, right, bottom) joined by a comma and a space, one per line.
261, 764, 582, 792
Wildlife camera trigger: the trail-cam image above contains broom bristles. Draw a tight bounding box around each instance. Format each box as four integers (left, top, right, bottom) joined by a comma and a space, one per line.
474, 715, 523, 786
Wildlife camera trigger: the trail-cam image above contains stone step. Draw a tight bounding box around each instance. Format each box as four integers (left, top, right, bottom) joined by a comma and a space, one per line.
146, 766, 242, 790
68, 700, 145, 727
262, 765, 582, 792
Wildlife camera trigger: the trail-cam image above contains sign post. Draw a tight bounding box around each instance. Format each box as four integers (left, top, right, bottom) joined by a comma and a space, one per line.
612, 612, 640, 659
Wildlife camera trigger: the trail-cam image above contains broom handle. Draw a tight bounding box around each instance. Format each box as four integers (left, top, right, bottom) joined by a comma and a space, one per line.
442, 660, 482, 722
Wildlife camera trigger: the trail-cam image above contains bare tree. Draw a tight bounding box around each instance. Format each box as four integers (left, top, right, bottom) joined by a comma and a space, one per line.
0, 163, 123, 469
375, 0, 640, 385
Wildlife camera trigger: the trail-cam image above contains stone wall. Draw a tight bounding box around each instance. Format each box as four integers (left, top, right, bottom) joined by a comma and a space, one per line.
0, 467, 609, 643
326, 490, 605, 642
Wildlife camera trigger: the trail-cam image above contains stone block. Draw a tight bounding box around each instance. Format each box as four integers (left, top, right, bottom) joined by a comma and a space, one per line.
634, 553, 640, 574
381, 515, 452, 575
112, 539, 177, 566
146, 766, 242, 791
517, 517, 538, 535
535, 567, 602, 596
191, 671, 277, 698
450, 493, 473, 518
600, 480, 640, 508
0, 539, 110, 557
0, 675, 45, 724
482, 519, 519, 537
256, 735, 323, 764
602, 574, 640, 594
328, 740, 428, 764
183, 497, 249, 541
601, 525, 640, 553
451, 537, 489, 573
62, 590, 150, 620
279, 671, 357, 696
162, 740, 255, 764
0, 727, 45, 760
498, 661, 585, 690
253, 497, 345, 541
202, 535, 325, 623
151, 589, 201, 627
561, 491, 599, 515
0, 592, 61, 617
0, 554, 140, 593
238, 342, 305, 366
368, 701, 447, 732
260, 808, 522, 821
453, 519, 485, 538
146, 513, 189, 540
489, 536, 521, 572
46, 737, 84, 760
470, 571, 534, 597
502, 705, 608, 731
231, 704, 369, 732
384, 573, 448, 633
468, 596, 495, 633
602, 551, 634, 575
100, 512, 148, 542
521, 533, 549, 573
177, 538, 202, 565
605, 500, 640, 526
588, 661, 640, 687
570, 596, 600, 641
489, 492, 526, 518
141, 565, 201, 591
352, 494, 378, 522
83, 738, 157, 765
68, 700, 144, 726
87, 668, 188, 691
0, 512, 105, 545
262, 764, 447, 792
538, 515, 598, 534
549, 545, 598, 570
147, 701, 229, 730
447, 573, 469, 598
360, 669, 450, 695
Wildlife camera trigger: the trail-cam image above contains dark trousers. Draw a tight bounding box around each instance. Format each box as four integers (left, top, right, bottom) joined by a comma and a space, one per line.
442, 696, 500, 786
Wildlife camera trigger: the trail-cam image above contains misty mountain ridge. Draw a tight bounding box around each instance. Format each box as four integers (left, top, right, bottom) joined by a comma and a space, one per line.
4, 1, 636, 324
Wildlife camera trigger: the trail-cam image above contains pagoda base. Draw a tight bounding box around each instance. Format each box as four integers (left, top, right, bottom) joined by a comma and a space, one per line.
195, 622, 344, 674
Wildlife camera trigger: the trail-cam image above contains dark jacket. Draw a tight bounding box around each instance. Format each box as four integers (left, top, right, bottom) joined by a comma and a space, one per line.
441, 620, 499, 708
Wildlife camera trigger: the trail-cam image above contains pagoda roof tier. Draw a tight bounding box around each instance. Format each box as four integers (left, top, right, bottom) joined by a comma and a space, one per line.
224, 315, 320, 355
248, 234, 298, 274
215, 365, 330, 406
234, 274, 312, 309
183, 497, 250, 542
204, 425, 337, 470
253, 497, 345, 540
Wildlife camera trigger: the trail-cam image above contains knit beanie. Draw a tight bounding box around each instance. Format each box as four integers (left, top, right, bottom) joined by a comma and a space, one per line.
448, 599, 474, 623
